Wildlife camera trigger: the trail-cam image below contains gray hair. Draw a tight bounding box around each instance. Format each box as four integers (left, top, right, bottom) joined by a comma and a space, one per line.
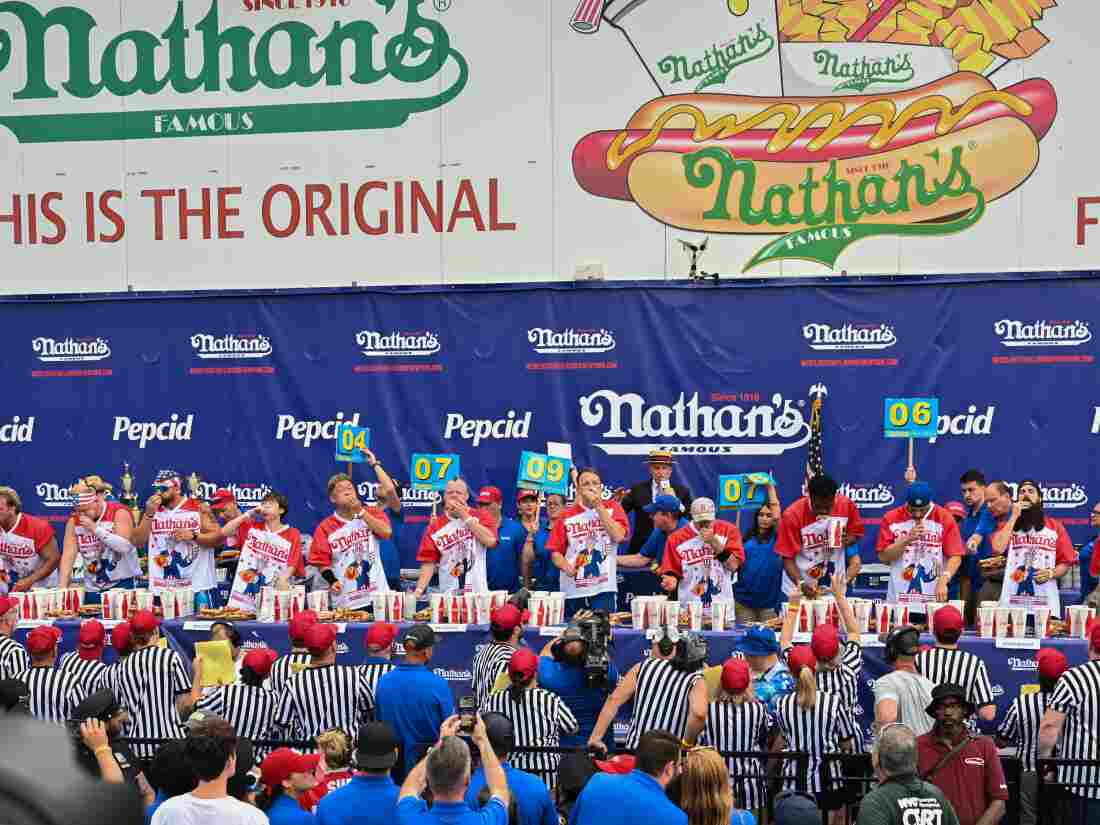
875, 724, 918, 778
427, 736, 470, 795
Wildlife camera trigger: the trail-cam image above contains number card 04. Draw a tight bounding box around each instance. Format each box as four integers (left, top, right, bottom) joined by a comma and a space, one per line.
334, 424, 371, 463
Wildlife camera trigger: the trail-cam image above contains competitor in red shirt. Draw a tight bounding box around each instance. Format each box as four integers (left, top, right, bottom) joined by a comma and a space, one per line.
58, 477, 140, 603
660, 497, 744, 605
414, 478, 499, 596
876, 482, 964, 606
775, 475, 863, 599
219, 491, 305, 584
0, 486, 60, 594
309, 474, 392, 604
209, 489, 250, 551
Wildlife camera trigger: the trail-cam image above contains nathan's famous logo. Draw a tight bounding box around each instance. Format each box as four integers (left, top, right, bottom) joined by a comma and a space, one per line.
657, 24, 776, 92
35, 482, 75, 509
814, 49, 914, 93
356, 330, 440, 357
994, 319, 1092, 348
0, 0, 467, 143
528, 327, 616, 355
569, 0, 1059, 271
195, 481, 270, 506
578, 390, 810, 456
356, 480, 436, 510
32, 336, 111, 363
837, 483, 895, 510
1003, 481, 1088, 511
190, 333, 273, 360
802, 323, 895, 351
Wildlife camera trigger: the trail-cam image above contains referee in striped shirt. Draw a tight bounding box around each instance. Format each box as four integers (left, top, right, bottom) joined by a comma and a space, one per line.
110, 609, 191, 762
58, 620, 111, 699
0, 595, 29, 679
916, 605, 996, 726
361, 622, 397, 698
471, 604, 525, 707
275, 622, 374, 741
269, 611, 317, 695
1039, 622, 1100, 822
702, 658, 772, 812
16, 625, 81, 724
997, 648, 1069, 825
184, 647, 281, 759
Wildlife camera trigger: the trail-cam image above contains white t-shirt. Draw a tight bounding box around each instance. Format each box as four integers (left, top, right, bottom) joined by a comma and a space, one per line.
150, 793, 268, 825
873, 670, 936, 737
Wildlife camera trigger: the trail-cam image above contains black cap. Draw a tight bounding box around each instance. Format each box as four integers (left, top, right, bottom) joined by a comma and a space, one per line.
72, 688, 121, 723
356, 722, 399, 770
402, 624, 438, 651
887, 625, 922, 658
0, 679, 29, 714
925, 683, 975, 718
481, 712, 515, 756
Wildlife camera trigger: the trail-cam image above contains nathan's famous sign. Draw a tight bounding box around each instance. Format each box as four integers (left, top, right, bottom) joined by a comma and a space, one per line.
0, 0, 467, 142
570, 0, 1058, 271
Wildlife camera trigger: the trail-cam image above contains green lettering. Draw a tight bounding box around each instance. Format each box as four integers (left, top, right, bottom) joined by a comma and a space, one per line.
255, 22, 323, 90
318, 21, 385, 86
101, 30, 165, 96
0, 2, 100, 99
162, 2, 202, 94
683, 147, 736, 220
194, 0, 256, 92
385, 3, 451, 84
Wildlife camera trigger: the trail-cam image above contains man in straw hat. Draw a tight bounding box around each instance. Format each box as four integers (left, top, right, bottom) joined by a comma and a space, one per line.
616, 449, 691, 556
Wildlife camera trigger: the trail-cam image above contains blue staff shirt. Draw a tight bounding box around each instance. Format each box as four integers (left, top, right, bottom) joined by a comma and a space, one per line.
466, 763, 557, 825
532, 523, 559, 592
568, 770, 687, 825
958, 503, 996, 595
398, 796, 508, 825
638, 518, 690, 560
376, 663, 456, 776
1080, 538, 1097, 604
487, 516, 527, 592
317, 773, 400, 825
269, 793, 315, 825
378, 506, 404, 589
537, 655, 619, 751
733, 534, 783, 611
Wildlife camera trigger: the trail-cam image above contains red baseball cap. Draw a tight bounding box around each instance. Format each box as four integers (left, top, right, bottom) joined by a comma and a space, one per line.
242, 647, 278, 678
933, 605, 965, 640
288, 611, 319, 645
508, 647, 539, 681
261, 749, 320, 792
1037, 648, 1069, 682
366, 622, 398, 651
130, 609, 160, 635
304, 622, 337, 655
26, 625, 62, 656
0, 595, 19, 616
810, 624, 840, 662
490, 604, 524, 633
516, 489, 539, 503
111, 622, 132, 654
594, 755, 636, 774
77, 619, 107, 660
787, 645, 817, 675
944, 501, 966, 519
478, 486, 503, 505
210, 489, 236, 510
721, 658, 751, 692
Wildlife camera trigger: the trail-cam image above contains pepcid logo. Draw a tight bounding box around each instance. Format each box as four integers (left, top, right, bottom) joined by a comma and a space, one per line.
837, 483, 895, 510
802, 323, 896, 351
190, 333, 273, 360
579, 390, 810, 456
32, 336, 111, 363
444, 411, 531, 447
356, 330, 440, 357
927, 405, 995, 444
196, 482, 271, 507
35, 482, 74, 509
357, 481, 436, 510
994, 319, 1092, 347
528, 327, 616, 355
275, 412, 362, 448
112, 414, 194, 449
1003, 481, 1088, 511
0, 416, 35, 444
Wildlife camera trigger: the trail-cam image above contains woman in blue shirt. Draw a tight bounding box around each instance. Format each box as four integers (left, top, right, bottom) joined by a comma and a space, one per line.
258, 749, 319, 825
732, 505, 783, 624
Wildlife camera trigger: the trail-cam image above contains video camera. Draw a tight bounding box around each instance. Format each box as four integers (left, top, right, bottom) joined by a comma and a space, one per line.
575, 610, 613, 690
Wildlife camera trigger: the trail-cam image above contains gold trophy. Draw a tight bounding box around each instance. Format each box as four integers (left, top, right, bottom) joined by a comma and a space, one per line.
187, 471, 201, 501
120, 463, 140, 524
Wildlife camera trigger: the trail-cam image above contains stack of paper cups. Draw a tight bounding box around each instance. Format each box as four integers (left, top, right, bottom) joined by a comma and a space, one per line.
273, 590, 291, 622
490, 591, 508, 610
35, 589, 52, 618
403, 592, 417, 621
161, 590, 178, 620
135, 590, 154, 612
371, 592, 389, 621
551, 594, 566, 625
259, 587, 276, 622
994, 607, 1011, 638
813, 600, 830, 630
978, 605, 995, 638
646, 597, 662, 630
291, 586, 306, 617
177, 587, 194, 618
664, 600, 681, 629
308, 591, 330, 613
1033, 605, 1051, 639
688, 601, 703, 631
631, 598, 646, 629
710, 599, 729, 631
1010, 607, 1028, 638
474, 593, 492, 625
430, 593, 445, 623
1067, 605, 1093, 639
853, 601, 872, 634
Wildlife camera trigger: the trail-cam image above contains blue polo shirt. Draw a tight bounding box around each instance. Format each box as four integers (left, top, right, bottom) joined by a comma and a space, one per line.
638, 518, 690, 560
733, 534, 782, 611
568, 770, 687, 825
269, 793, 315, 825
958, 502, 996, 594
1080, 538, 1097, 604
375, 663, 456, 776
466, 763, 557, 825
487, 516, 527, 592
379, 506, 404, 588
537, 656, 619, 751
398, 796, 507, 825
531, 522, 559, 592
317, 774, 400, 825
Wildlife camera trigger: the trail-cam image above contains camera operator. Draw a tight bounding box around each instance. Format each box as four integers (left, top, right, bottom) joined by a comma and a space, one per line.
588, 628, 709, 754
70, 687, 156, 806
537, 612, 620, 753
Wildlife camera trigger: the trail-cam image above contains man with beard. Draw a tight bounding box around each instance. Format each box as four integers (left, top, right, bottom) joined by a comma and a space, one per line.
916, 684, 1007, 825
984, 480, 1075, 616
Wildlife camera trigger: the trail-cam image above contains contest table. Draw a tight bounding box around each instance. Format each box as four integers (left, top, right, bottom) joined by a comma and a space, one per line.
14, 619, 1089, 739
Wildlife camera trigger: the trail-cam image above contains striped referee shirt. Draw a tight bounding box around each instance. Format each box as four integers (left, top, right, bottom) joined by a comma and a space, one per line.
15, 666, 82, 725
58, 652, 110, 699
472, 642, 516, 707
110, 645, 191, 760
0, 635, 29, 680
268, 651, 312, 695
196, 684, 278, 757
1048, 659, 1100, 800
997, 691, 1049, 773
701, 698, 772, 810
275, 663, 374, 741
359, 658, 396, 700
624, 657, 704, 752
916, 645, 996, 734
481, 685, 578, 788
773, 689, 858, 794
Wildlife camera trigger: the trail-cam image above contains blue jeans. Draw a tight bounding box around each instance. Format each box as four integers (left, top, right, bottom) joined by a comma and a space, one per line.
564, 592, 616, 620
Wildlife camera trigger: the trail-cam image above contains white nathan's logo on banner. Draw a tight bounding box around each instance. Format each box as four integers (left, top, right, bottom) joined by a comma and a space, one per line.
356, 330, 440, 357
196, 481, 271, 506
528, 328, 616, 354
802, 323, 896, 351
838, 483, 895, 510
32, 337, 111, 363
1004, 481, 1088, 510
112, 414, 193, 449
275, 412, 361, 448
190, 333, 272, 360
927, 404, 995, 444
35, 482, 74, 509
357, 481, 436, 510
0, 416, 35, 444
579, 390, 810, 456
994, 319, 1092, 347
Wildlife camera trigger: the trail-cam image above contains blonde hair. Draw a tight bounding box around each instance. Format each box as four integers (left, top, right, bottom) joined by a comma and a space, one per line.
317, 729, 351, 769
0, 487, 21, 512
680, 748, 733, 825
78, 475, 113, 494
796, 667, 818, 710
720, 681, 756, 706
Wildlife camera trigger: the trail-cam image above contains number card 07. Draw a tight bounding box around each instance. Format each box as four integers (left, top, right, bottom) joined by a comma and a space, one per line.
411, 453, 461, 491
717, 473, 775, 510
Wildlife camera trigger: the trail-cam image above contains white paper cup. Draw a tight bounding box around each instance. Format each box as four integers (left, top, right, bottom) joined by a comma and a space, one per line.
813, 600, 830, 629
1010, 607, 1028, 638
430, 593, 445, 623
161, 591, 178, 620
995, 607, 1011, 638
292, 586, 307, 617
550, 594, 566, 625
180, 587, 194, 617
1033, 605, 1051, 639
371, 592, 388, 620
1067, 605, 1093, 639
713, 599, 730, 632
134, 590, 153, 612
689, 601, 703, 631
472, 593, 491, 625
978, 606, 995, 638
529, 597, 547, 627
631, 598, 646, 630
259, 587, 275, 622
854, 601, 871, 634
34, 589, 51, 618
646, 598, 662, 630
664, 600, 681, 629
891, 604, 910, 630
308, 591, 330, 613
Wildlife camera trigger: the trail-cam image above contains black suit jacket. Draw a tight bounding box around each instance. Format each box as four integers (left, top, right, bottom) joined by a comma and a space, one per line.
620, 479, 692, 555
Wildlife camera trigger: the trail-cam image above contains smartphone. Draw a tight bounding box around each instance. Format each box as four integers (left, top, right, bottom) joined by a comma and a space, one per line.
459, 695, 476, 734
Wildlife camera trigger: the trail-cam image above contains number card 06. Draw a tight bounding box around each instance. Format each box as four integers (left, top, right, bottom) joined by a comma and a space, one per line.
883, 398, 939, 440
